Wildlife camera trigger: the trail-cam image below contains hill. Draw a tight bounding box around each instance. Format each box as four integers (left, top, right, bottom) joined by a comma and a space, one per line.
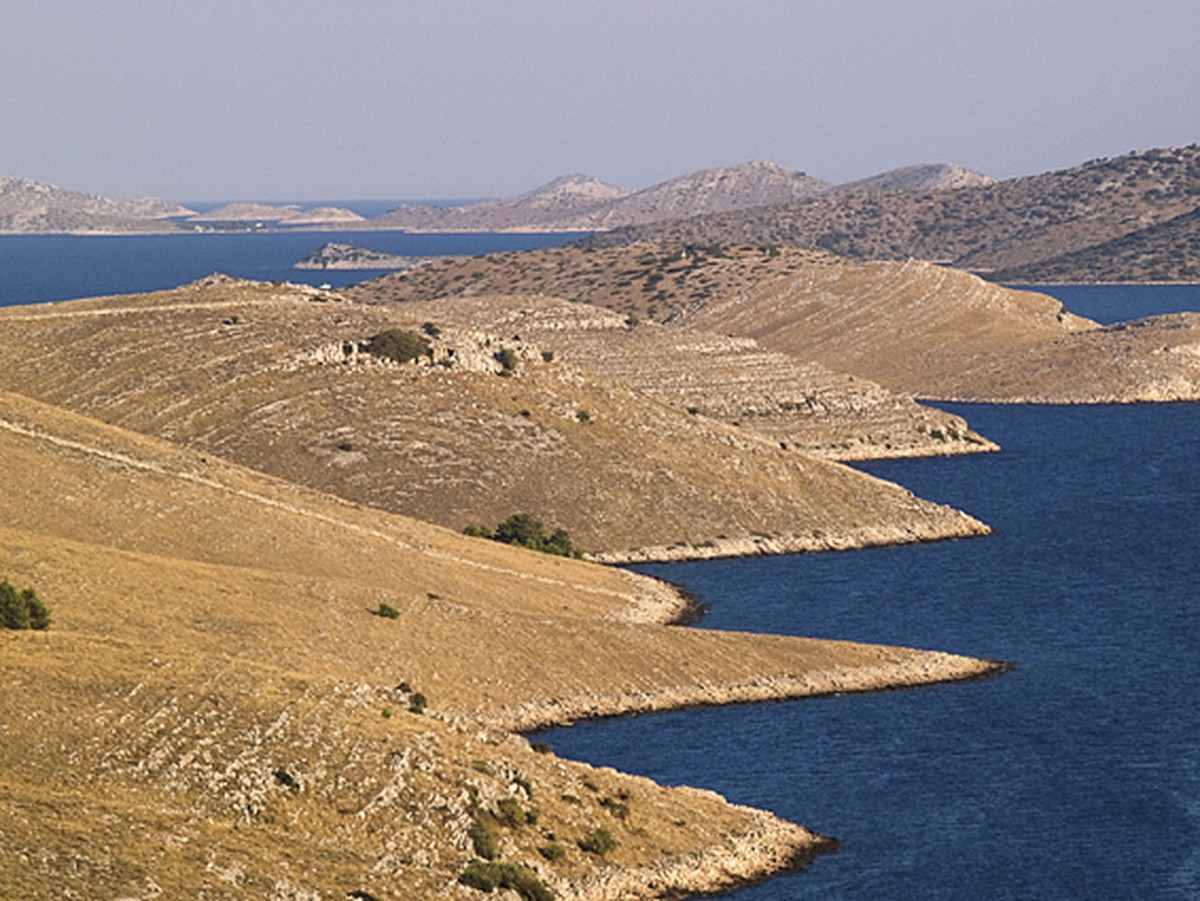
295, 241, 429, 270
347, 249, 997, 460
189, 202, 365, 226
0, 276, 989, 560
0, 176, 194, 233
0, 388, 1005, 897
680, 257, 1200, 402
368, 163, 829, 232
991, 206, 1200, 283
584, 145, 1200, 278
370, 174, 631, 232
350, 241, 1199, 404
832, 162, 995, 193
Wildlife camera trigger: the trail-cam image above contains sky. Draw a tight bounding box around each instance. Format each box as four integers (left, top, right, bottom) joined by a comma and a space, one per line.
2, 0, 1199, 202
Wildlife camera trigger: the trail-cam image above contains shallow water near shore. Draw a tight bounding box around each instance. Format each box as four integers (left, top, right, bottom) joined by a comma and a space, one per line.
543, 401, 1200, 899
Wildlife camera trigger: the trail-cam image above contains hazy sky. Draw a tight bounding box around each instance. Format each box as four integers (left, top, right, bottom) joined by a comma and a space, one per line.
3, 0, 1198, 201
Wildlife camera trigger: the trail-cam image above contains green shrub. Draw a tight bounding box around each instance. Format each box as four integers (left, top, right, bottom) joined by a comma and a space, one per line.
538, 842, 566, 861
599, 796, 630, 819
472, 760, 495, 776
496, 796, 529, 827
577, 826, 616, 856
468, 514, 583, 559
364, 328, 431, 363
372, 603, 400, 619
513, 774, 534, 798
469, 810, 500, 860
458, 861, 554, 900
494, 347, 519, 372
0, 580, 50, 631
421, 321, 441, 337
408, 692, 427, 715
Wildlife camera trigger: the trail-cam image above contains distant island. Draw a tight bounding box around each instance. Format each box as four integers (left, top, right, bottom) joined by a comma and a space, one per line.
294, 241, 430, 270
5, 144, 1200, 282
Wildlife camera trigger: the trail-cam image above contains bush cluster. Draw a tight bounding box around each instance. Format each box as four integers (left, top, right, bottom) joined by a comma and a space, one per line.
577, 826, 616, 856
1, 580, 50, 630
364, 328, 431, 363
463, 514, 583, 559
458, 861, 553, 900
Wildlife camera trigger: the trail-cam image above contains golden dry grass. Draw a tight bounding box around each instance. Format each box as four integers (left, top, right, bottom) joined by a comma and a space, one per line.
0, 389, 999, 898
0, 278, 988, 560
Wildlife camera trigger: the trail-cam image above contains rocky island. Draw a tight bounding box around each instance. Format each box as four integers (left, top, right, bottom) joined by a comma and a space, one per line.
295, 241, 432, 270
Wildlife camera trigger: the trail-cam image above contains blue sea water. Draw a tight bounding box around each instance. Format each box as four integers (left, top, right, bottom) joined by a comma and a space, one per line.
0, 230, 586, 308
1014, 283, 1200, 325
543, 402, 1200, 900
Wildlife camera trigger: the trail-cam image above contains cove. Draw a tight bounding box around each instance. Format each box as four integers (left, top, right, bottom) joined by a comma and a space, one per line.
542, 401, 1200, 899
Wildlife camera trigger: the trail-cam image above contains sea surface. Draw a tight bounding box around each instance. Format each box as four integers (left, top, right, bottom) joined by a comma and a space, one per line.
0, 230, 586, 308
1014, 282, 1200, 325
2, 237, 1197, 898
543, 400, 1200, 899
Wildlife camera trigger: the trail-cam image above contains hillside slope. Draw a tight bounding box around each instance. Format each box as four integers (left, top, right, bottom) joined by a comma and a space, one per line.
584, 145, 1200, 276
369, 163, 829, 232
347, 243, 998, 459
832, 163, 994, 193
681, 257, 1200, 402
0, 176, 193, 233
0, 389, 1004, 898
0, 277, 989, 560
370, 174, 631, 232
990, 206, 1200, 283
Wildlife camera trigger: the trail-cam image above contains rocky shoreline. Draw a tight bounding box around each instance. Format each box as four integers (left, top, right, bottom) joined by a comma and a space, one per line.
589, 513, 991, 565
561, 805, 838, 900
492, 565, 1009, 898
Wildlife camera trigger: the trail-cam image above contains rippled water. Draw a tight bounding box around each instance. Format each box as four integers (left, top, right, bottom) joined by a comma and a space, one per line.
0, 230, 586, 307
543, 402, 1200, 899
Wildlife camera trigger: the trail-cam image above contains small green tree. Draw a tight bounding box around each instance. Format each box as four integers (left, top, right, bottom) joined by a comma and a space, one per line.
23, 589, 50, 631
0, 581, 29, 630
365, 329, 431, 364
494, 513, 545, 548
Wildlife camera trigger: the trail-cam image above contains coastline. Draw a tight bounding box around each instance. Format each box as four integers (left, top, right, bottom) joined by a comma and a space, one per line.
588, 514, 991, 565
487, 565, 1009, 899
560, 806, 838, 900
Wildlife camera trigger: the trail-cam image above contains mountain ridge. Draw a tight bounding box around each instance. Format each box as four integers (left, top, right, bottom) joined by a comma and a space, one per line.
584, 145, 1200, 279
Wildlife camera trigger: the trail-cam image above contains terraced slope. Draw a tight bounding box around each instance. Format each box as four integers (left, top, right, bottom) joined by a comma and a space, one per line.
379, 292, 995, 460
0, 277, 988, 560
347, 243, 994, 459
929, 313, 1200, 402
683, 258, 1200, 401
350, 241, 1199, 403
0, 390, 1003, 898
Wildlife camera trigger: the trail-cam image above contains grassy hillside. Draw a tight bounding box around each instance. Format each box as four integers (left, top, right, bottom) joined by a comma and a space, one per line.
0, 389, 1002, 898
347, 243, 997, 460
0, 277, 989, 560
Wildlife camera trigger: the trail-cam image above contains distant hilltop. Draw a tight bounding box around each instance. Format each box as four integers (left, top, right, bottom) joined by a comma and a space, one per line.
7, 145, 1200, 282
0, 159, 994, 236
584, 145, 1200, 283
366, 160, 983, 232
0, 177, 194, 233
